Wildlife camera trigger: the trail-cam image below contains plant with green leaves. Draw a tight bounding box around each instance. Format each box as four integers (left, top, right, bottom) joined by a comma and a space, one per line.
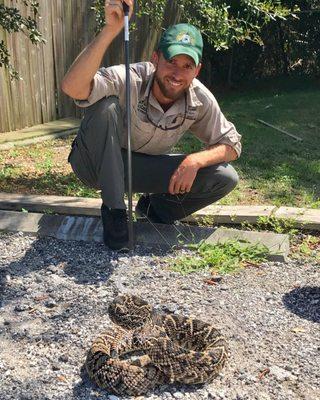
288, 231, 319, 260
0, 0, 44, 79
92, 0, 168, 32
256, 216, 299, 235
179, 0, 297, 49
169, 239, 270, 275
92, 0, 297, 49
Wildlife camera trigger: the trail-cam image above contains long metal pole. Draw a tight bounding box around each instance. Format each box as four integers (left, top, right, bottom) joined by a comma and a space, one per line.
123, 2, 134, 250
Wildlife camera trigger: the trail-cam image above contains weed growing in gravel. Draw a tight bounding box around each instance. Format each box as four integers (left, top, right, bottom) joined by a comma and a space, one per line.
241, 216, 299, 235
291, 234, 320, 261
169, 240, 270, 275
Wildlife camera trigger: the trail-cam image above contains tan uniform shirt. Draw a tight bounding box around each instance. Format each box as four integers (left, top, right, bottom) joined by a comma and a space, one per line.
75, 62, 242, 157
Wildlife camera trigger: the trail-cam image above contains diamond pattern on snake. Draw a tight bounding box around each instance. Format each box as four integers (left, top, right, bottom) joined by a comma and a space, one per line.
86, 294, 228, 396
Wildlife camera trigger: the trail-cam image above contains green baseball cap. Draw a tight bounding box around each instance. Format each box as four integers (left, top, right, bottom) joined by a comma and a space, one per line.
158, 23, 203, 66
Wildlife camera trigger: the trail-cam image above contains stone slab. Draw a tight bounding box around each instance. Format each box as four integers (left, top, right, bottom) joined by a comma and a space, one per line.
0, 118, 80, 144
0, 193, 275, 224
0, 130, 77, 150
205, 227, 290, 262
0, 193, 318, 232
184, 204, 276, 224
274, 207, 320, 230
0, 210, 214, 249
0, 193, 104, 216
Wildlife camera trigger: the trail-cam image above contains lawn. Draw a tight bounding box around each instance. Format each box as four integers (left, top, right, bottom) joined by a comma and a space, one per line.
175, 76, 320, 208
0, 76, 319, 208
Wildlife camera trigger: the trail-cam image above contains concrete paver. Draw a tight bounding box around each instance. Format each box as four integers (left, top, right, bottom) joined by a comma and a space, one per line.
0, 210, 214, 248
0, 193, 103, 216
0, 210, 289, 261
186, 204, 276, 224
0, 118, 80, 150
274, 207, 320, 230
0, 192, 319, 231
205, 227, 290, 262
0, 118, 80, 143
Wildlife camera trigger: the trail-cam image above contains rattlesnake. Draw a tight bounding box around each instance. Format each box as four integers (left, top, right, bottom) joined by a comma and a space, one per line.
86, 295, 228, 396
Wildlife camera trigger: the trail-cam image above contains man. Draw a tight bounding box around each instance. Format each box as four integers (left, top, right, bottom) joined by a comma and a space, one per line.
61, 0, 241, 251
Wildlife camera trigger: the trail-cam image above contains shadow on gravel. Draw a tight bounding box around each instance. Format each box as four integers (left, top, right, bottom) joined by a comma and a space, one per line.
6, 236, 116, 280
1, 233, 171, 308
282, 286, 320, 323
0, 235, 118, 311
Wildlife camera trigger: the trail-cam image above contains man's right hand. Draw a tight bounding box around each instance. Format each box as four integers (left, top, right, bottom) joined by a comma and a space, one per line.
105, 0, 134, 35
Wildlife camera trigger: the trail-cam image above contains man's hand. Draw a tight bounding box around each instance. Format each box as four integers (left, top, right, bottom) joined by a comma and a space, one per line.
168, 144, 238, 195
168, 156, 200, 195
105, 0, 134, 35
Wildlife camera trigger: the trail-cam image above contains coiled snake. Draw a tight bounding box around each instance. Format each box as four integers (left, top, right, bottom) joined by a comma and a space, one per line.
86, 294, 228, 396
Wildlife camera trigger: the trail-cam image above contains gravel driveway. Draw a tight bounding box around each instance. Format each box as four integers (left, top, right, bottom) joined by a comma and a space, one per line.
0, 232, 319, 400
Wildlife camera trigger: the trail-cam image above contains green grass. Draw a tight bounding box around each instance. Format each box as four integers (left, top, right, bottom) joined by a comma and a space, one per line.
0, 136, 100, 198
168, 240, 270, 275
0, 163, 23, 179
174, 76, 320, 208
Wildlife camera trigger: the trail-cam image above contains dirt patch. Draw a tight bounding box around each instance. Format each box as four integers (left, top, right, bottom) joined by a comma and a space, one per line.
0, 136, 100, 198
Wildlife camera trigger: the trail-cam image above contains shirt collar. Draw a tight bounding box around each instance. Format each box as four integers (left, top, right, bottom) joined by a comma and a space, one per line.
188, 80, 203, 107
142, 69, 155, 100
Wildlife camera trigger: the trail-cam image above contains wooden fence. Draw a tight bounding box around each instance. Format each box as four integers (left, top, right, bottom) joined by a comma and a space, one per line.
0, 0, 181, 133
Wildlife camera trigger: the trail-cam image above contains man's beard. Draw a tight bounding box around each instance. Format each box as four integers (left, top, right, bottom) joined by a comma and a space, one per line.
154, 73, 186, 102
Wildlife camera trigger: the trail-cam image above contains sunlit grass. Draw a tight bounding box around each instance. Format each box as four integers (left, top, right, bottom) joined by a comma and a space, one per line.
174, 76, 320, 208
168, 240, 270, 275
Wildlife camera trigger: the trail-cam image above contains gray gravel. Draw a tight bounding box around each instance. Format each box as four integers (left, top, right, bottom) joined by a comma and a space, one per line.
0, 232, 319, 400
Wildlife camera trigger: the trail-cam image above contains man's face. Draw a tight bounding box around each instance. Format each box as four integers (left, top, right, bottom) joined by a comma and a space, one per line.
151, 52, 202, 103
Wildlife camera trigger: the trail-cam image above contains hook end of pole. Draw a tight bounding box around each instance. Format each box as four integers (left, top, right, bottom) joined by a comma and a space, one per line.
123, 2, 130, 15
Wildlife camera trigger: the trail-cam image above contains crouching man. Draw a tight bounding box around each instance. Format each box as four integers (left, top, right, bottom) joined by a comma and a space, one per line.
61, 0, 241, 251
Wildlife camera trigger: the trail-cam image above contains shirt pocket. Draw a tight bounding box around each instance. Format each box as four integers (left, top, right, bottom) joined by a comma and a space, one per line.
130, 109, 157, 151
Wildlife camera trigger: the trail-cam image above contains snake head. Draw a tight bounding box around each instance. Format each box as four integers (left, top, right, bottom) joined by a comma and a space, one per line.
108, 295, 153, 329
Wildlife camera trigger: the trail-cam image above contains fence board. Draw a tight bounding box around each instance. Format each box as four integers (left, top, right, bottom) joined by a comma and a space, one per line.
0, 29, 13, 131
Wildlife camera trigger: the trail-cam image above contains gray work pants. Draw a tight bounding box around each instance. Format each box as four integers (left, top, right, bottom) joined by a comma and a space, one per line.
68, 96, 239, 223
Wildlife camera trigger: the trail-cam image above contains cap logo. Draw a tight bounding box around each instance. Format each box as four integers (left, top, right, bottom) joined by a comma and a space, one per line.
176, 32, 195, 45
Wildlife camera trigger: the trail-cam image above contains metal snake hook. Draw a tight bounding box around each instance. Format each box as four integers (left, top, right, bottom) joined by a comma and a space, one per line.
123, 1, 134, 251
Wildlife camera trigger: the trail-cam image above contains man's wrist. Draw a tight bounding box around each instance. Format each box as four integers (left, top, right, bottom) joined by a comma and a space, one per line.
184, 153, 203, 170
100, 25, 122, 41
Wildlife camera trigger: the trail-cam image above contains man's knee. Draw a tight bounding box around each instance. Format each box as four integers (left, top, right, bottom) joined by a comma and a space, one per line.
99, 95, 121, 116
218, 164, 239, 192
199, 163, 238, 197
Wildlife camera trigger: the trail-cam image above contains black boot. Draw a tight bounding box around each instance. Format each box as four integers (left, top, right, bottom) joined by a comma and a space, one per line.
135, 194, 165, 223
101, 204, 129, 251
